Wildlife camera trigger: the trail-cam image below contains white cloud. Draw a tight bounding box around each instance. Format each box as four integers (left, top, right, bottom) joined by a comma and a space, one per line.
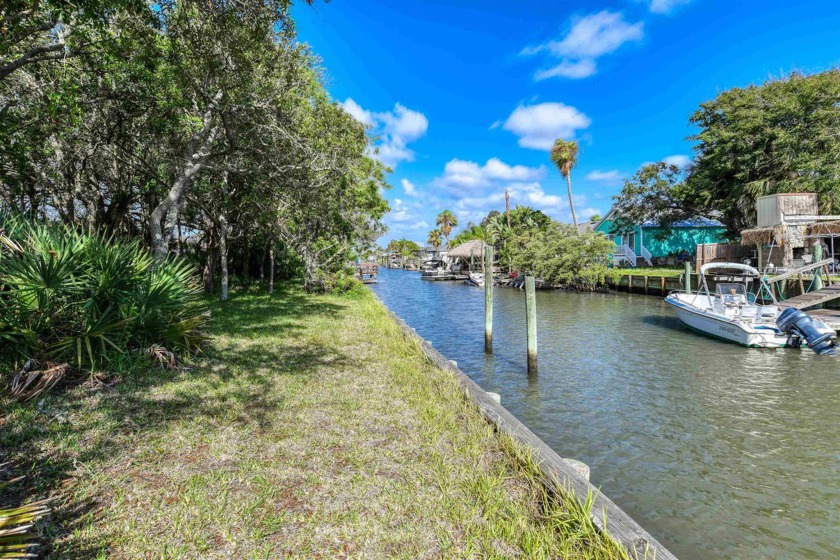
585, 170, 624, 184
662, 154, 690, 168
523, 11, 643, 80
452, 181, 587, 226
401, 178, 418, 196
341, 98, 374, 126
502, 103, 591, 150
433, 157, 546, 193
579, 207, 603, 221
648, 0, 692, 14
388, 197, 424, 225
535, 59, 597, 80
340, 98, 428, 169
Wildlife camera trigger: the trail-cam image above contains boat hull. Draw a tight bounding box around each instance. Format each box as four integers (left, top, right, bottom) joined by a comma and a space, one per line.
665, 295, 788, 348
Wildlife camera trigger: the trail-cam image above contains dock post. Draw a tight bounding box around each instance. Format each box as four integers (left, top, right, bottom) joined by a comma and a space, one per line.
814, 244, 824, 292
525, 276, 538, 374
684, 261, 691, 294
484, 245, 493, 353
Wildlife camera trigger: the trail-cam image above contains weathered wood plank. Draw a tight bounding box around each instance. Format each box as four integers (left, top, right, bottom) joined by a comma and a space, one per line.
766, 258, 833, 283
779, 284, 840, 309
381, 306, 678, 560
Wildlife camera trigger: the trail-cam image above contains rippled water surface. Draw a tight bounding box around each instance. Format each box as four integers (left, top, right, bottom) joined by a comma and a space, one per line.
371, 268, 840, 560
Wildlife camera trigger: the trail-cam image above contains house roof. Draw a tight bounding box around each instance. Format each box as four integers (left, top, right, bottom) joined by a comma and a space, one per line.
640, 217, 724, 228
594, 206, 723, 230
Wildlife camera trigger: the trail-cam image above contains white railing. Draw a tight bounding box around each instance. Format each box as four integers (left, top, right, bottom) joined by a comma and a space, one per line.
640, 244, 653, 266
614, 243, 637, 266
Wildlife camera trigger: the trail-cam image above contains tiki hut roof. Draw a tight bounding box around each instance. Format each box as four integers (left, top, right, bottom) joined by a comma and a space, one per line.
740, 225, 786, 246
808, 220, 840, 235
447, 239, 488, 259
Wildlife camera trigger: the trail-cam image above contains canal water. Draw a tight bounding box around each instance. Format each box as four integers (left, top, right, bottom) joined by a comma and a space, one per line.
371, 268, 840, 560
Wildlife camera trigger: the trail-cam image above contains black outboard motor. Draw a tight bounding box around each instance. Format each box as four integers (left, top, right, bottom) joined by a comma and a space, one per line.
777, 308, 837, 355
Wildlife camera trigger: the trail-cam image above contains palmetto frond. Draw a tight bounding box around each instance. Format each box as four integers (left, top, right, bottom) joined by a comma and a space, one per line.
0, 471, 50, 558
0, 217, 208, 398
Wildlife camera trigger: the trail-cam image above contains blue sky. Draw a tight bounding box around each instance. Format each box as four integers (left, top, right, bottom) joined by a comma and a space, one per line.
294, 0, 840, 245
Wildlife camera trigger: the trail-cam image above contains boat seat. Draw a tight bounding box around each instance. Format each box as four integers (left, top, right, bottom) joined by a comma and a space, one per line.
759, 305, 779, 318
740, 306, 758, 319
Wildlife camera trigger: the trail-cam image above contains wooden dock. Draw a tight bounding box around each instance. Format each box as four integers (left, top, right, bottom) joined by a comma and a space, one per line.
356, 263, 379, 284
777, 283, 840, 310
420, 274, 466, 281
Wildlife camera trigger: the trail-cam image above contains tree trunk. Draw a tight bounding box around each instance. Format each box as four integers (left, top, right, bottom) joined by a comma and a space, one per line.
268, 244, 275, 294
259, 243, 266, 282
149, 98, 220, 261
150, 174, 189, 261
566, 172, 579, 233
243, 235, 250, 280
203, 246, 216, 294
219, 213, 229, 302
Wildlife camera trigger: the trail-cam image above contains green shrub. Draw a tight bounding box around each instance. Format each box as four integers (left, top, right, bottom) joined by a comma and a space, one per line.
512, 224, 619, 290
0, 217, 208, 373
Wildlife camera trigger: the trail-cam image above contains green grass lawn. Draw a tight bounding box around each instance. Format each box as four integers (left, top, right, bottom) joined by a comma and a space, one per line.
1, 283, 628, 559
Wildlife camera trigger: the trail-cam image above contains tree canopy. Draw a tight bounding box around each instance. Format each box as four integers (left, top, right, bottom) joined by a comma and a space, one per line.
611, 70, 840, 235
687, 69, 840, 231
0, 0, 389, 295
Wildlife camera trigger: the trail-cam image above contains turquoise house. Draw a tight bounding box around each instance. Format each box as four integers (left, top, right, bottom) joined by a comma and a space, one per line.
594, 208, 728, 266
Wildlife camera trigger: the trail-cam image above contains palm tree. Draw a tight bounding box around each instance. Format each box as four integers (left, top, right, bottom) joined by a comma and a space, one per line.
484, 214, 511, 244
436, 210, 458, 247
550, 139, 580, 234
450, 224, 486, 247
427, 229, 443, 256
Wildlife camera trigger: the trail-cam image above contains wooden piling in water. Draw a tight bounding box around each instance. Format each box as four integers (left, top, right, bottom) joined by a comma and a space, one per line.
684, 261, 691, 294
525, 276, 537, 374
380, 305, 678, 560
814, 244, 824, 292
484, 245, 493, 353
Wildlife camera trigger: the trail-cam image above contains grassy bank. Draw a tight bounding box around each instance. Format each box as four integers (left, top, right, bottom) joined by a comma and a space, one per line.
612, 268, 684, 277
1, 283, 627, 559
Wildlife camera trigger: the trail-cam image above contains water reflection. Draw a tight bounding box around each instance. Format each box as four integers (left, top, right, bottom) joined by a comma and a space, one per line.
371, 268, 840, 560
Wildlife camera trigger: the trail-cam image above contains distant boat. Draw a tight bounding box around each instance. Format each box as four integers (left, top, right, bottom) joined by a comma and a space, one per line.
420, 259, 449, 279
665, 263, 836, 354
464, 271, 484, 287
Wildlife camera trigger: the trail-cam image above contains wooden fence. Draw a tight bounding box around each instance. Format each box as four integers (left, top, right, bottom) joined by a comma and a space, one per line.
695, 243, 753, 269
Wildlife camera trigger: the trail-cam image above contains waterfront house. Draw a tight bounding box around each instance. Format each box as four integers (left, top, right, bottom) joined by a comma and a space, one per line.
594, 208, 727, 267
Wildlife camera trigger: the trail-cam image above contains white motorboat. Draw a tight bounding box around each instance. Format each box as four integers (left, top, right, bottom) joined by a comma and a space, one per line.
665, 263, 836, 354
464, 271, 485, 287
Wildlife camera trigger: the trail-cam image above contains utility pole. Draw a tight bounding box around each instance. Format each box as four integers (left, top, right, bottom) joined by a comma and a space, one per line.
505, 189, 511, 228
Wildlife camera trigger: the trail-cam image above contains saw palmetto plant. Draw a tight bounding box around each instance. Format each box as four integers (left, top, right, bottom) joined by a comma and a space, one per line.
0, 216, 208, 400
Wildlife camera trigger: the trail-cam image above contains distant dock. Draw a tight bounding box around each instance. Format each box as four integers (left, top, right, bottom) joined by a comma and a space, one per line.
356, 263, 379, 284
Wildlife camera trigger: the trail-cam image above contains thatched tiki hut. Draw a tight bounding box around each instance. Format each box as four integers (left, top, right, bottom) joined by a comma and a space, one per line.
740, 193, 840, 270
740, 224, 796, 268
447, 239, 489, 272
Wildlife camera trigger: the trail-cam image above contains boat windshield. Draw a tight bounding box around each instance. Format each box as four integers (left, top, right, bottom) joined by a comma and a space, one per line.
716, 283, 748, 305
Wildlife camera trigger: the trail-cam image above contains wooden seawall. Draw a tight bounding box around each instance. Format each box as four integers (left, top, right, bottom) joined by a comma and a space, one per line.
608, 274, 686, 296
380, 303, 678, 560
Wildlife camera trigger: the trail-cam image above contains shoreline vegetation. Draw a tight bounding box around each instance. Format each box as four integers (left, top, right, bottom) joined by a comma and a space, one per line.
2, 284, 629, 559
